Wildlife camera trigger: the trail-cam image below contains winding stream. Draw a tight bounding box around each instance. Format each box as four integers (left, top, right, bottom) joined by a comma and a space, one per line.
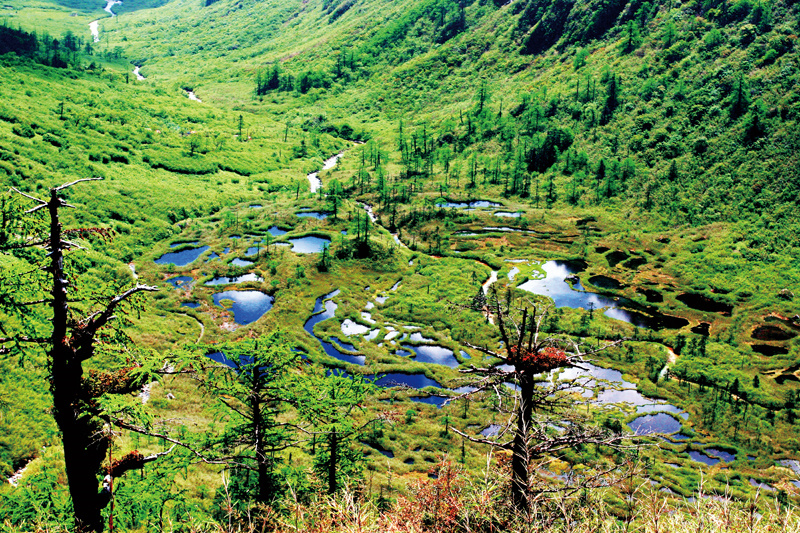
88, 0, 120, 43
307, 152, 344, 193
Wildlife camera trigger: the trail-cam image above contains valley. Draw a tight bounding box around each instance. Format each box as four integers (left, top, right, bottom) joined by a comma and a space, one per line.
1, 0, 799, 530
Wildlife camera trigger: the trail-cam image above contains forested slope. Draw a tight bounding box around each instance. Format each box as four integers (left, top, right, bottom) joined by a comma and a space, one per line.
1, 0, 800, 530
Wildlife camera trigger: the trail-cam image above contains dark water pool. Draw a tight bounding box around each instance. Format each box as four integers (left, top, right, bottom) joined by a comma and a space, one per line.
155, 245, 210, 266
627, 413, 682, 435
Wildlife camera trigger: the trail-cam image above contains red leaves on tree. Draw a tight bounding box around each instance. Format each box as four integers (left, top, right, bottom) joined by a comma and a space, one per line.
107, 450, 145, 477
507, 345, 567, 373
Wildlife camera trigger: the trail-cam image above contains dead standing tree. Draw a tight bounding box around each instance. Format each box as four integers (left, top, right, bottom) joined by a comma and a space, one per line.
4, 180, 164, 532
452, 287, 630, 514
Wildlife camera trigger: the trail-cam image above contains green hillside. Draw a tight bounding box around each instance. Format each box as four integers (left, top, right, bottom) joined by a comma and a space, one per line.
1, 0, 800, 530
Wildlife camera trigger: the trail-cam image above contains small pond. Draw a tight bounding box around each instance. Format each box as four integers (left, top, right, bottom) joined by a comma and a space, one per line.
480, 424, 502, 437
212, 291, 274, 325
230, 258, 254, 267
517, 260, 688, 330
166, 276, 193, 289
442, 200, 502, 209
289, 236, 330, 253
401, 344, 460, 368
170, 241, 199, 248
704, 447, 736, 462
155, 245, 210, 266
181, 302, 201, 308
342, 319, 371, 336
368, 373, 442, 389
267, 226, 288, 237
689, 451, 720, 466
249, 204, 263, 209
409, 395, 449, 408
627, 413, 682, 435
676, 293, 733, 315
205, 273, 262, 286
296, 211, 329, 219
494, 211, 521, 217
303, 290, 365, 365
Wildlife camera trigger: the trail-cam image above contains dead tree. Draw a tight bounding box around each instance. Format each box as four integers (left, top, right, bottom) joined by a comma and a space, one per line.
452, 287, 630, 514
3, 180, 163, 532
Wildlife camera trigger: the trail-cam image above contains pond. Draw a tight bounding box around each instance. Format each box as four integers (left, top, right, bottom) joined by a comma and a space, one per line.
494, 211, 521, 217
181, 302, 201, 308
155, 245, 210, 266
517, 260, 688, 330
401, 344, 460, 368
441, 200, 502, 209
704, 447, 736, 462
677, 293, 733, 315
480, 424, 502, 437
342, 319, 370, 336
409, 332, 436, 343
556, 363, 687, 416
230, 258, 254, 267
289, 236, 330, 253
368, 373, 442, 389
296, 211, 329, 220
627, 413, 682, 435
205, 273, 263, 286
409, 395, 449, 408
267, 226, 288, 237
689, 451, 720, 466
166, 276, 193, 289
212, 291, 274, 325
249, 204, 263, 209
304, 290, 365, 365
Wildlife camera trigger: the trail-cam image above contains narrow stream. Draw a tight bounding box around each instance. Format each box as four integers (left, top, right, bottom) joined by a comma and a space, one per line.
307, 152, 344, 193
88, 0, 119, 43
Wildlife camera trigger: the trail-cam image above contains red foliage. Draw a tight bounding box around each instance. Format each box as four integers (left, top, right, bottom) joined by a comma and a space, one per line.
108, 450, 145, 477
507, 345, 567, 373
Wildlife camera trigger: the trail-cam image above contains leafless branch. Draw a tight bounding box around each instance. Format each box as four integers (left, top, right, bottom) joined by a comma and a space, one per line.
10, 187, 45, 205
54, 177, 104, 192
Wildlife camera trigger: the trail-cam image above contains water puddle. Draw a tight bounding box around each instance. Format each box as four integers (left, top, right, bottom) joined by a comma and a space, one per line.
289, 236, 330, 253
409, 395, 448, 408
296, 211, 329, 219
342, 319, 370, 336
517, 260, 687, 330
369, 373, 441, 389
442, 200, 502, 209
205, 273, 262, 286
155, 245, 210, 266
689, 451, 720, 466
480, 424, 502, 436
166, 276, 193, 289
401, 344, 460, 368
627, 413, 682, 435
267, 226, 287, 237
303, 290, 365, 365
212, 291, 274, 325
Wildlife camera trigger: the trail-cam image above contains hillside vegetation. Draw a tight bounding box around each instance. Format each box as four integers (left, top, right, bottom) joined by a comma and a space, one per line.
1, 0, 800, 530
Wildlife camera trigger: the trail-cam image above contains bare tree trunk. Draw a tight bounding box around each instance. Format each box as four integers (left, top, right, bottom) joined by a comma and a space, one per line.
47, 190, 109, 532
511, 373, 533, 513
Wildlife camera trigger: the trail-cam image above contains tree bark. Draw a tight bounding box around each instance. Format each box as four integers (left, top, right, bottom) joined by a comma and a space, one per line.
47, 190, 109, 532
511, 372, 533, 513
